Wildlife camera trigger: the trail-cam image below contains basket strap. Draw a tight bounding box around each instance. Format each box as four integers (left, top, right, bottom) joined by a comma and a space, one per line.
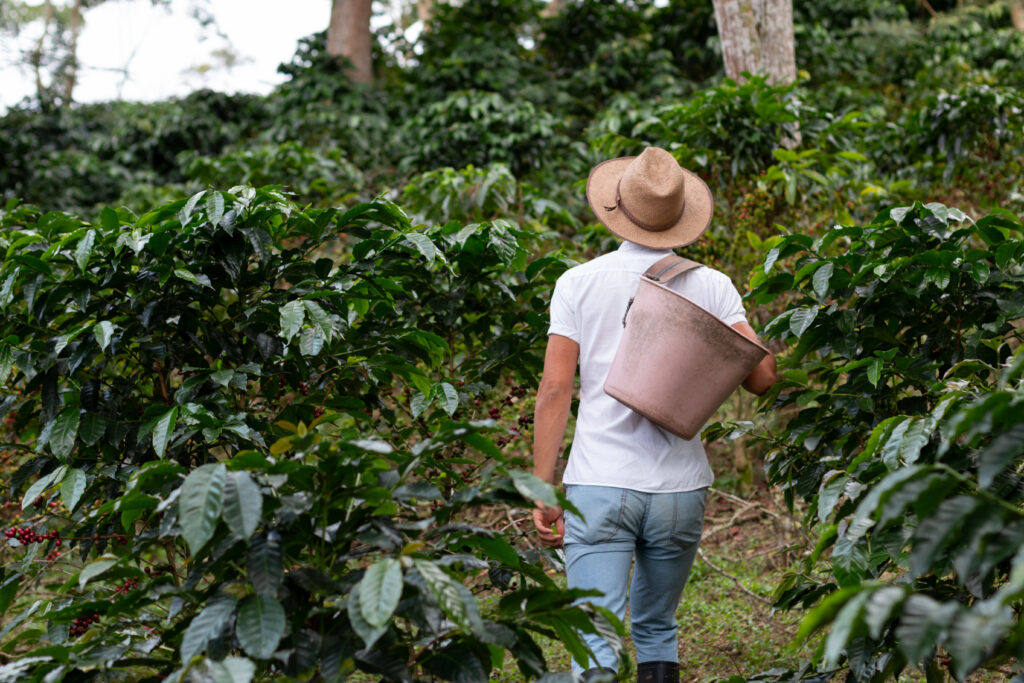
642, 255, 703, 283
622, 256, 704, 327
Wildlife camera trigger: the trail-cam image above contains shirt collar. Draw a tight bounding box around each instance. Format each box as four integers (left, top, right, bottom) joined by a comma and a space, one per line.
617, 240, 673, 256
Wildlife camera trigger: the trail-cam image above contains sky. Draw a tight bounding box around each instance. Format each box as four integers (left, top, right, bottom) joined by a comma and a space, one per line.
0, 0, 333, 111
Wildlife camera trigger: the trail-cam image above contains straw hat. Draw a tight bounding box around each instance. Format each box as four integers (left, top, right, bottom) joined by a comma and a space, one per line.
585, 147, 714, 250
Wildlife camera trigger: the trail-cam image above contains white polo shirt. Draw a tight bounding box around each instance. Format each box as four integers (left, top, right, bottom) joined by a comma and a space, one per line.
548, 240, 748, 493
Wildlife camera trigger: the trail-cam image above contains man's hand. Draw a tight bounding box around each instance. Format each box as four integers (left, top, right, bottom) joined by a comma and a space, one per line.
532, 504, 564, 548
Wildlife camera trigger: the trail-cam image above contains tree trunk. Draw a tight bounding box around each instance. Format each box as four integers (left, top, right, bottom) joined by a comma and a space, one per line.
64, 0, 82, 105
541, 0, 565, 18
32, 0, 55, 100
417, 0, 433, 24
1011, 2, 1024, 32
712, 0, 795, 85
327, 0, 373, 84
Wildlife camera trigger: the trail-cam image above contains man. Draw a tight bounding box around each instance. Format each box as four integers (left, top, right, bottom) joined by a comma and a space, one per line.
531, 147, 778, 683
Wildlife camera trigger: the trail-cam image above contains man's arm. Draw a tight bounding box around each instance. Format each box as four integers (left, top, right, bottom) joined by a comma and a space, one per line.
731, 321, 778, 396
531, 334, 579, 547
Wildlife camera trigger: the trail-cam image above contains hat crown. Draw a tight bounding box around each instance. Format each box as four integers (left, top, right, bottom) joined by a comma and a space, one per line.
584, 145, 713, 250
618, 148, 687, 232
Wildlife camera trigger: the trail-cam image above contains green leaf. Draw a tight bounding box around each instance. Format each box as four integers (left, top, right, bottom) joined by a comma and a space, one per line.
247, 531, 283, 596
49, 407, 79, 461
410, 392, 431, 419
433, 382, 458, 415
894, 594, 959, 664
75, 229, 96, 271
180, 594, 237, 663
279, 301, 304, 342
179, 190, 206, 227
413, 559, 485, 637
99, 206, 119, 231
0, 343, 13, 383
348, 581, 388, 649
152, 407, 178, 459
207, 192, 225, 227
795, 585, 870, 644
222, 471, 262, 540
867, 358, 882, 388
404, 233, 437, 266
909, 495, 977, 577
899, 418, 930, 465
863, 586, 907, 640
978, 424, 1024, 489
812, 262, 834, 299
174, 268, 212, 288
201, 656, 256, 683
236, 594, 285, 660
509, 471, 558, 507
823, 589, 871, 667
359, 558, 403, 628
945, 604, 1014, 680
299, 326, 325, 356
211, 369, 234, 387
61, 468, 87, 512
93, 321, 115, 352
179, 463, 226, 555
788, 306, 819, 338
22, 466, 65, 510
303, 301, 332, 341
79, 413, 107, 446
880, 417, 911, 469
78, 556, 118, 589
837, 150, 869, 162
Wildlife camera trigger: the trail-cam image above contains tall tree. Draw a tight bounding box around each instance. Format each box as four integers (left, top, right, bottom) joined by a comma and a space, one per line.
711, 0, 796, 84
327, 0, 374, 84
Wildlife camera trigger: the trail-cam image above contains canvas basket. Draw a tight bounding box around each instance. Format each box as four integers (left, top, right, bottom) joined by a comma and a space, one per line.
603, 255, 769, 439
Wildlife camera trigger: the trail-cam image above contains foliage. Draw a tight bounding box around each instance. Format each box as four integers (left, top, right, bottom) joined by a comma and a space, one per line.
399, 91, 567, 177
0, 91, 269, 213
413, 0, 546, 99
0, 190, 622, 680
183, 142, 365, 207
3, 0, 1024, 679
743, 202, 1024, 680
596, 75, 805, 179
264, 32, 395, 170
899, 83, 1024, 184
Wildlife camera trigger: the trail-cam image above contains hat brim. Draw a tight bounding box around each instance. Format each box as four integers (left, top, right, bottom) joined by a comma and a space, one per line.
586, 156, 714, 250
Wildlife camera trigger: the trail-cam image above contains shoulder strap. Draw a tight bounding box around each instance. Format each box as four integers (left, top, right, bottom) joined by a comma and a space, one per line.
622, 255, 703, 327
642, 255, 703, 284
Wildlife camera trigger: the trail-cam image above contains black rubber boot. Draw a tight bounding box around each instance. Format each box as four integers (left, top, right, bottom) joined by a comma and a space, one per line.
581, 667, 617, 682
636, 661, 679, 683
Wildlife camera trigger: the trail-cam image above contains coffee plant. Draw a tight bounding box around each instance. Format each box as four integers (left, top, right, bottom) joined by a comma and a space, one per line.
0, 189, 624, 681
740, 202, 1024, 680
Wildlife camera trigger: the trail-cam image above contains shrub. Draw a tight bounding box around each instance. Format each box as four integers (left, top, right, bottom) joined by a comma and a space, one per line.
0, 190, 621, 680
399, 90, 567, 177
898, 83, 1024, 184
183, 142, 365, 206
741, 202, 1024, 680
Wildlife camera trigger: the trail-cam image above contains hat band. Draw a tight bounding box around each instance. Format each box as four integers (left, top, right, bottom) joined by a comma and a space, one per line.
614, 180, 686, 233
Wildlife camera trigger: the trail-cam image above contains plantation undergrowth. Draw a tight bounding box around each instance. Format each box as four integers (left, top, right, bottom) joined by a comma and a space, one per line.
2, 0, 1024, 681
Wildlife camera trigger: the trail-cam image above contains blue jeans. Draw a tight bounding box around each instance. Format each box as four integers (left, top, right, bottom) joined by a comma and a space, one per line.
563, 485, 707, 673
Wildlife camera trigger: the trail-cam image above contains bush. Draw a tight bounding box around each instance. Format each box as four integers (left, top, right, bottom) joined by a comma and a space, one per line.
741, 202, 1024, 680
183, 142, 365, 206
899, 83, 1024, 183
0, 190, 622, 680
399, 90, 567, 177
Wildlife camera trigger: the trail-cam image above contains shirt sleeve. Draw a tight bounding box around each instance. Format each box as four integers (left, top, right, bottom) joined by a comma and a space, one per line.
547, 273, 580, 342
715, 273, 748, 327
